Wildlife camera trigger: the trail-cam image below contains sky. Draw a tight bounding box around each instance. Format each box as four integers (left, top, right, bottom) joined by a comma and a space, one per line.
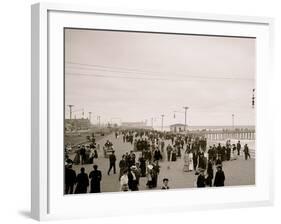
64, 28, 256, 127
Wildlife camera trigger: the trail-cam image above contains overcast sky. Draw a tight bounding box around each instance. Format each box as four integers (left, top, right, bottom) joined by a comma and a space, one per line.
64, 28, 256, 127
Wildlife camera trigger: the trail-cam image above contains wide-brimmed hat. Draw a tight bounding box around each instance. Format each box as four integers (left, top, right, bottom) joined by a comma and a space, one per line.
147, 164, 153, 169
130, 165, 137, 170
197, 168, 205, 173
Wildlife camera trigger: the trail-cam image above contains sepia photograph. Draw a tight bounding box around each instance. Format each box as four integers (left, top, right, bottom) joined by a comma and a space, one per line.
64, 28, 256, 195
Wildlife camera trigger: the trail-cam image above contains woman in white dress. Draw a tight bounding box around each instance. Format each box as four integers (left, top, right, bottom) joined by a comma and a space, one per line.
231, 144, 238, 160
120, 169, 129, 191
188, 151, 194, 171
183, 150, 189, 172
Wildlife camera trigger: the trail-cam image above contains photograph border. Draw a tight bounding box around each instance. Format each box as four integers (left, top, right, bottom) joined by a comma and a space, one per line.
31, 2, 274, 221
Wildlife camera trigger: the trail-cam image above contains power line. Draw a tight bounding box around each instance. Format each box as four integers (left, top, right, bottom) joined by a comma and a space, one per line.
65, 61, 254, 81
65, 71, 254, 82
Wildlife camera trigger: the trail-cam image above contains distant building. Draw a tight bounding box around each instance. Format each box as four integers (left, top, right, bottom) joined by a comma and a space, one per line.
170, 123, 186, 133
121, 121, 148, 129
65, 118, 91, 131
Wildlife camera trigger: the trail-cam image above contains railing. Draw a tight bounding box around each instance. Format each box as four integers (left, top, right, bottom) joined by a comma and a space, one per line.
187, 129, 255, 140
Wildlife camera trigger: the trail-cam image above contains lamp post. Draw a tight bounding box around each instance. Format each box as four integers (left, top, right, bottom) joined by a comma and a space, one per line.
97, 116, 101, 128
232, 114, 234, 129
150, 117, 157, 129
183, 106, 189, 131
161, 114, 165, 131
88, 112, 92, 123
252, 88, 255, 109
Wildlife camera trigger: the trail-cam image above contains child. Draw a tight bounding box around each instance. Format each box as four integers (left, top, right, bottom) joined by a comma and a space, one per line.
161, 178, 170, 190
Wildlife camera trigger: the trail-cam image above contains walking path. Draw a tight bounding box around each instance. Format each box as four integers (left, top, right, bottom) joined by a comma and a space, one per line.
70, 133, 255, 193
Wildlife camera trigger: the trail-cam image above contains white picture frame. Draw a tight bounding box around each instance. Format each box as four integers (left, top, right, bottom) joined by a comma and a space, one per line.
31, 2, 274, 221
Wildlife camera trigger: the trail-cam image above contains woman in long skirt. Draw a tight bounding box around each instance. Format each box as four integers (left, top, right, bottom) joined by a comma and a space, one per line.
73, 149, 80, 165
231, 144, 238, 160
188, 151, 194, 171
183, 150, 189, 172
120, 169, 129, 191
139, 155, 146, 177
205, 160, 214, 186
146, 165, 154, 188
177, 146, 182, 158
171, 148, 177, 162
198, 151, 206, 170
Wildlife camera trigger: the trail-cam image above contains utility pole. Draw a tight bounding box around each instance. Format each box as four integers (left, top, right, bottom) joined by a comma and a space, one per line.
88, 112, 92, 123
67, 105, 74, 120
252, 88, 255, 109
161, 114, 164, 131
97, 116, 101, 128
183, 106, 189, 131
232, 114, 234, 129
151, 117, 157, 129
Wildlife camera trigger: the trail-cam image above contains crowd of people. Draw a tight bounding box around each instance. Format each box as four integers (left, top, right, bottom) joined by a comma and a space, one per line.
64, 129, 253, 194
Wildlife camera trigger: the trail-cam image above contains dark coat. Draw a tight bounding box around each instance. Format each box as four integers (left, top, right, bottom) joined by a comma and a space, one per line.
197, 175, 206, 187
198, 152, 206, 169
146, 150, 152, 161
206, 162, 214, 186
65, 167, 76, 185
80, 147, 86, 156
154, 150, 162, 161
244, 145, 249, 154
75, 173, 89, 194
89, 170, 102, 193
128, 171, 139, 191
151, 168, 159, 188
226, 147, 231, 160
139, 157, 146, 177
214, 170, 225, 187
207, 162, 214, 179
237, 143, 241, 150
109, 154, 116, 164
119, 159, 126, 169
171, 150, 177, 161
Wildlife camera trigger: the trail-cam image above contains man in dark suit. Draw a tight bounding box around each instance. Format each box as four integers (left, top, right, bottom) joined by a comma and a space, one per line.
119, 155, 127, 180
166, 144, 173, 161
107, 151, 116, 175
243, 144, 251, 160
65, 164, 76, 194
237, 141, 241, 155
74, 167, 89, 194
226, 145, 231, 161
89, 165, 102, 193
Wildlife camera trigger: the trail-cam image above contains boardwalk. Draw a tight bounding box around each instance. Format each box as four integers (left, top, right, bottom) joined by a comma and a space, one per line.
69, 132, 255, 193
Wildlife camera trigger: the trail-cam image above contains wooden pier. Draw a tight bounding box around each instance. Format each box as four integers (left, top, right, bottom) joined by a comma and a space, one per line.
187, 129, 255, 141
